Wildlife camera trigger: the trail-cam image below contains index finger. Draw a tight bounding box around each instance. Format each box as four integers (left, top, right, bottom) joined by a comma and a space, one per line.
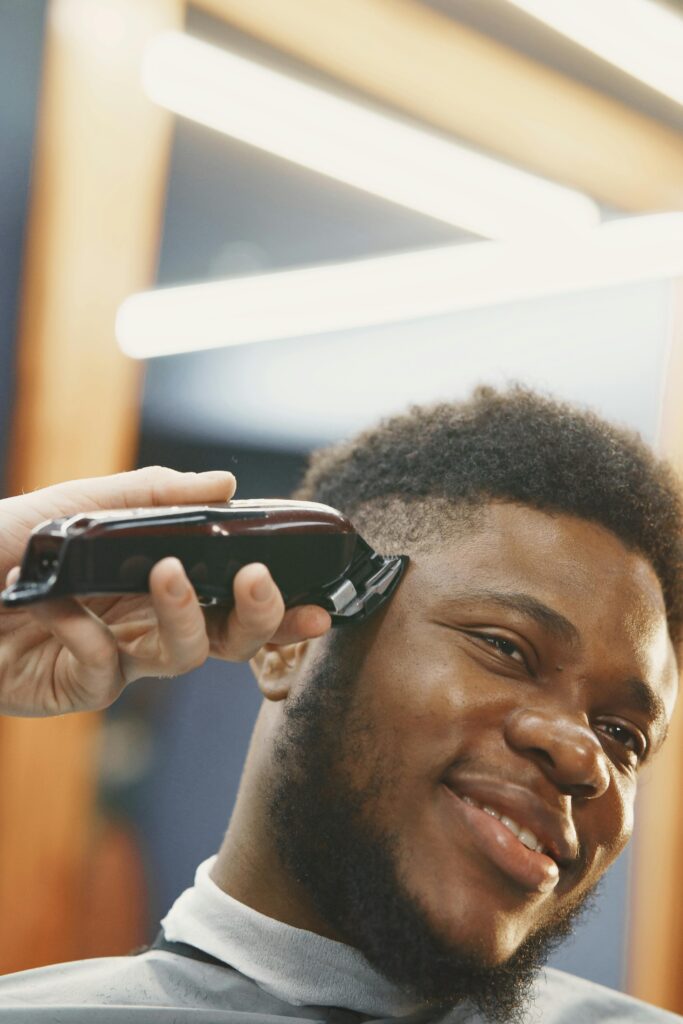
52, 467, 237, 513
1, 469, 239, 587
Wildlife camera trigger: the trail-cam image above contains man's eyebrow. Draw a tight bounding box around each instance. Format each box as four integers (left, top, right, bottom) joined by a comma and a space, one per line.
447, 588, 581, 646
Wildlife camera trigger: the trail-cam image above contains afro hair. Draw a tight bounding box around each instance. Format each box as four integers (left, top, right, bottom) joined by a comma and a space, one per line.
295, 386, 683, 645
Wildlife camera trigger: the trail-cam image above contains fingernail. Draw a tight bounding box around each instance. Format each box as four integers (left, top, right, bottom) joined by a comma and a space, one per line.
165, 560, 188, 598
202, 470, 235, 482
251, 571, 272, 602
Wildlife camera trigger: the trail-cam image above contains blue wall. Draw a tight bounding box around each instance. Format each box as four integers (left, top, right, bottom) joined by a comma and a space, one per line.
0, 0, 45, 493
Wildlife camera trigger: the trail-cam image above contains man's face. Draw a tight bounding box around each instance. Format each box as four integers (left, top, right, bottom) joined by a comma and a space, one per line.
268, 503, 678, 1011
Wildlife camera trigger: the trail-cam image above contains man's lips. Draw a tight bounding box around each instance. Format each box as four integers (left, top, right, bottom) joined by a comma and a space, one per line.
442, 775, 580, 894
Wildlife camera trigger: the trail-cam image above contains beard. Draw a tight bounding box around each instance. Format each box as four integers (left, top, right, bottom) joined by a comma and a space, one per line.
267, 630, 601, 1024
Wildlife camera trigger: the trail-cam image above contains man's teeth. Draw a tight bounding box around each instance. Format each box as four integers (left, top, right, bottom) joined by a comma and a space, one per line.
460, 795, 546, 854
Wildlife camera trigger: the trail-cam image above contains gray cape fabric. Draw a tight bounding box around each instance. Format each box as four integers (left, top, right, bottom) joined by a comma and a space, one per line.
0, 856, 679, 1023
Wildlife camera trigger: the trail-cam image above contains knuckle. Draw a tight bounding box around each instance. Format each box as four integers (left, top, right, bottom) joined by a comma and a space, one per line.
144, 465, 176, 502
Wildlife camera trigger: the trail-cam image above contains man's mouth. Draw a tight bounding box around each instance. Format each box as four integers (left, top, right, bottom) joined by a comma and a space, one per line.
459, 793, 547, 853
441, 781, 577, 895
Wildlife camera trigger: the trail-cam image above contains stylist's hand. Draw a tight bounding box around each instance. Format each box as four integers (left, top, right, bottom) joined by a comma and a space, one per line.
0, 467, 331, 717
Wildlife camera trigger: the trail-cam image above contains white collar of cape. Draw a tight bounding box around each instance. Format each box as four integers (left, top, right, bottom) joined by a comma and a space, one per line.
161, 855, 430, 1018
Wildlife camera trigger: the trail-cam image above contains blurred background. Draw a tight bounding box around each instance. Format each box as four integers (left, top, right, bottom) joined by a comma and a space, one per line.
1, 0, 683, 1013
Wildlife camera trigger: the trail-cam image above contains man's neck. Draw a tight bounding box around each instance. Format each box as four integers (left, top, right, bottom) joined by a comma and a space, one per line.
212, 801, 345, 943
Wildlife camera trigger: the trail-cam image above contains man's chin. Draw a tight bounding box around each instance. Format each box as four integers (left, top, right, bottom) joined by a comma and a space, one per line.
385, 884, 600, 1016
409, 887, 549, 970
348, 894, 598, 1024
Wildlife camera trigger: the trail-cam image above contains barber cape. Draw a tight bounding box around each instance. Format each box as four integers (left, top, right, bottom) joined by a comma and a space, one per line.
0, 857, 678, 1023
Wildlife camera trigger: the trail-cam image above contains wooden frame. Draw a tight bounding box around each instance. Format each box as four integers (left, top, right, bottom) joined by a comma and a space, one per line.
627, 281, 683, 1014
194, 0, 683, 212
0, 0, 182, 970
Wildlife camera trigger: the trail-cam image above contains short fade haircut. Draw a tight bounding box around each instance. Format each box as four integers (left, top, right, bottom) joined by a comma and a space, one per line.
295, 386, 683, 647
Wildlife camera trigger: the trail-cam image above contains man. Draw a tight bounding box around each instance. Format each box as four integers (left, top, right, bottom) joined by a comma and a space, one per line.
0, 386, 680, 1023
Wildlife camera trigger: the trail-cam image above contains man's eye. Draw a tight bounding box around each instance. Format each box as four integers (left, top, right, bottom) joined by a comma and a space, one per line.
597, 722, 645, 762
477, 634, 526, 665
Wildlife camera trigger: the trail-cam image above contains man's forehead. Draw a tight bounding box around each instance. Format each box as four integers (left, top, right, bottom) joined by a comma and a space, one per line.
410, 507, 665, 632
412, 503, 658, 591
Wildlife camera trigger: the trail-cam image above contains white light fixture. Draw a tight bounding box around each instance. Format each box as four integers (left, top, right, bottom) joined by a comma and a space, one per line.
117, 214, 683, 359
141, 30, 598, 242
506, 0, 683, 107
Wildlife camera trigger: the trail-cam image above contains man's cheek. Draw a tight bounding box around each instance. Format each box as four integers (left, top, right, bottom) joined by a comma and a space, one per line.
594, 792, 634, 864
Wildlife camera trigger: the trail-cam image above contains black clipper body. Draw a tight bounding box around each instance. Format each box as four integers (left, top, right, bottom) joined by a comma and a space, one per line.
1, 500, 408, 626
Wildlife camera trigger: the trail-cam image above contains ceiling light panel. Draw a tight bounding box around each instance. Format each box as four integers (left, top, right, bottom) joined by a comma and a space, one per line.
506, 0, 683, 107
117, 214, 683, 359
141, 30, 599, 242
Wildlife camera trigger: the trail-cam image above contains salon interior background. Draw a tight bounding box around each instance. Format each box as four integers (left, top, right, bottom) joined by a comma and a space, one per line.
1, 0, 683, 1012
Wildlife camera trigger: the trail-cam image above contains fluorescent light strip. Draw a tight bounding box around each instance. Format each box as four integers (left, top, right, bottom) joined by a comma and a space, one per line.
117, 214, 683, 359
506, 0, 683, 107
141, 30, 598, 242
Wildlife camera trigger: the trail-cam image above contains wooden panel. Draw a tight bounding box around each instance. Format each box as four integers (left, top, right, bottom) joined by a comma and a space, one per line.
8, 0, 182, 493
194, 0, 683, 212
626, 279, 683, 1013
0, 0, 182, 971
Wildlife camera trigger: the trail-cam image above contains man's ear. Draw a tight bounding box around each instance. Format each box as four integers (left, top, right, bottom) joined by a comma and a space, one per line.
250, 641, 310, 702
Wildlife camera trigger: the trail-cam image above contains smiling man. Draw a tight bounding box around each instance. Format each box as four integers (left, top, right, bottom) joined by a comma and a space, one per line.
0, 387, 681, 1023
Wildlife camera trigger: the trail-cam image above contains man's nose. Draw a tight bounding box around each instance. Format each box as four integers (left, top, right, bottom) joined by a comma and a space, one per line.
504, 707, 611, 799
